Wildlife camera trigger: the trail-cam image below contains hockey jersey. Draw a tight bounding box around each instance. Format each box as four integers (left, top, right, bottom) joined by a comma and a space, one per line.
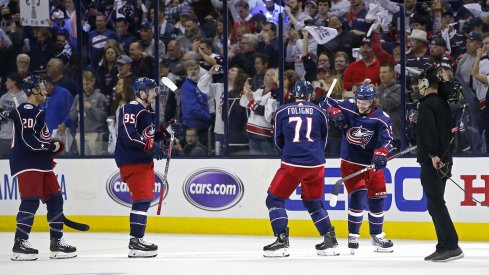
9, 103, 57, 176
274, 101, 328, 167
115, 101, 155, 167
323, 98, 395, 166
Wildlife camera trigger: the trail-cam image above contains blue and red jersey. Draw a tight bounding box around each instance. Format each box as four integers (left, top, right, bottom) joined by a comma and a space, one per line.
9, 103, 57, 176
322, 98, 395, 166
274, 101, 328, 167
115, 101, 155, 167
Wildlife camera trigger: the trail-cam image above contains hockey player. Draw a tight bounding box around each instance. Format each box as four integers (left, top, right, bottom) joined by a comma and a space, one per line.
264, 80, 339, 258
415, 66, 464, 262
10, 75, 76, 261
115, 77, 170, 258
323, 82, 395, 254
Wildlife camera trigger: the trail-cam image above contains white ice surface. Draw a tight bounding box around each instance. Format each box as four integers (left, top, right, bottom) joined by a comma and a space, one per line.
1, 233, 488, 275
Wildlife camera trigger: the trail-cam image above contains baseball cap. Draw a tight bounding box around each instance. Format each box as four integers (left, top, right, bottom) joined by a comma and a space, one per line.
468, 32, 482, 42
140, 22, 151, 30
116, 55, 133, 65
305, 0, 317, 7
430, 37, 446, 47
180, 6, 192, 17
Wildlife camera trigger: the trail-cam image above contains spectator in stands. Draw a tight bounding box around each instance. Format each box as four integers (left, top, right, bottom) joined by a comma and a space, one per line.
304, 0, 318, 18
149, 5, 179, 45
378, 63, 401, 148
341, 0, 370, 36
29, 27, 55, 74
178, 18, 204, 52
128, 41, 155, 78
69, 71, 107, 156
139, 22, 166, 62
438, 11, 465, 60
257, 22, 278, 68
232, 0, 255, 41
213, 17, 228, 56
406, 29, 430, 70
251, 53, 269, 91
371, 24, 400, 66
0, 73, 27, 157
333, 51, 350, 77
41, 76, 73, 137
313, 0, 330, 26
15, 54, 32, 79
115, 18, 137, 54
429, 37, 453, 66
111, 76, 134, 133
320, 15, 359, 62
88, 13, 117, 70
457, 32, 482, 84
198, 64, 249, 155
96, 43, 122, 107
342, 38, 380, 91
230, 33, 258, 77
46, 58, 78, 97
329, 0, 351, 17
173, 128, 207, 156
240, 68, 276, 155
180, 60, 212, 147
166, 40, 185, 78
299, 28, 319, 80
285, 0, 312, 32
116, 54, 134, 80
54, 31, 73, 65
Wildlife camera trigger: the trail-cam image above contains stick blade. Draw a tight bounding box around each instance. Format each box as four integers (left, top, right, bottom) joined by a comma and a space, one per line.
161, 77, 178, 92
329, 195, 338, 207
64, 217, 90, 231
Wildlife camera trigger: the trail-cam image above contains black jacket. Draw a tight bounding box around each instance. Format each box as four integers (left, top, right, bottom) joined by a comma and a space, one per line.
416, 93, 454, 165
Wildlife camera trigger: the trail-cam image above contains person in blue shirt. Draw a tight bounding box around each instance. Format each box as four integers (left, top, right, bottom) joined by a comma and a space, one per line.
263, 80, 338, 258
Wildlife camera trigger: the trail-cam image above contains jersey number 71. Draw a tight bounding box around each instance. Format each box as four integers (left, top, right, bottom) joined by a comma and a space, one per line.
289, 117, 313, 143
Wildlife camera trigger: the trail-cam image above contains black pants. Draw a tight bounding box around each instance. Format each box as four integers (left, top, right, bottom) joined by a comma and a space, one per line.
420, 163, 459, 251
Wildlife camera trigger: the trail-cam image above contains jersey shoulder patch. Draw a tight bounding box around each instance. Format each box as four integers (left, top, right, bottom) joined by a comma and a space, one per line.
348, 98, 355, 103
23, 104, 33, 109
129, 101, 139, 105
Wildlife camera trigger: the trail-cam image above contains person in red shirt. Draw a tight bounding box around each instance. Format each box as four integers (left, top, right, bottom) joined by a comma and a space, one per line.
342, 38, 380, 91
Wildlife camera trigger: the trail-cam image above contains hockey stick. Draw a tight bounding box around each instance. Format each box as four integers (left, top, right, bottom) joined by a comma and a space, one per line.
64, 216, 90, 231
161, 76, 178, 92
156, 129, 174, 215
324, 78, 337, 100
329, 145, 417, 207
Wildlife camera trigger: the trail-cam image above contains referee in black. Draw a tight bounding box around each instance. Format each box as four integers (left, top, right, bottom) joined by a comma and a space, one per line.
415, 66, 464, 262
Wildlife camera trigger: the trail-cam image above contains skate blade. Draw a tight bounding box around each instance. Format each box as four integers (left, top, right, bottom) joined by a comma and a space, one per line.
317, 248, 340, 256
50, 251, 77, 259
263, 248, 289, 258
128, 249, 158, 258
11, 252, 38, 261
374, 247, 394, 253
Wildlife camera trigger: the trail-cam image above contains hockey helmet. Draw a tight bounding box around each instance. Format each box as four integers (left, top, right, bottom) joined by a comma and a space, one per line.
293, 80, 314, 100
22, 75, 46, 96
133, 77, 157, 98
355, 84, 376, 102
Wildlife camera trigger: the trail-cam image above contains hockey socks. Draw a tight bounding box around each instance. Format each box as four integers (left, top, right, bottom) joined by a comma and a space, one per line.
266, 193, 288, 235
130, 201, 150, 238
368, 197, 385, 235
348, 190, 367, 234
15, 199, 40, 240
303, 199, 332, 236
47, 195, 64, 239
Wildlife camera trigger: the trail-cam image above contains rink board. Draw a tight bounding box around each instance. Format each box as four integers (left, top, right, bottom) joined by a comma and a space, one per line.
0, 158, 488, 240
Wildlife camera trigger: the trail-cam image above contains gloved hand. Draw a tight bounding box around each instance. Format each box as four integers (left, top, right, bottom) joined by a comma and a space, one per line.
372, 148, 388, 170
152, 142, 168, 160
50, 140, 65, 157
328, 108, 346, 128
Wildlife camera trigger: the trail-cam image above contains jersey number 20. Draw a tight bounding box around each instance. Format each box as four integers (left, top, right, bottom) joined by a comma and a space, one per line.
289, 117, 313, 142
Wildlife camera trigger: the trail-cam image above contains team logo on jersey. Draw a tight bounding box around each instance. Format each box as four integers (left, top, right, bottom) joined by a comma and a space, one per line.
106, 171, 168, 207
346, 126, 374, 149
183, 168, 244, 211
40, 124, 51, 141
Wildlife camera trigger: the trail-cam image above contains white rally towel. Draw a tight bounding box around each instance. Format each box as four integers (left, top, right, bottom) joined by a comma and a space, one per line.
304, 26, 338, 45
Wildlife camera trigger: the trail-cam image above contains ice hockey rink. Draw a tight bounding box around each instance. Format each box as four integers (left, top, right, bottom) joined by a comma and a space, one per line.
1, 232, 488, 275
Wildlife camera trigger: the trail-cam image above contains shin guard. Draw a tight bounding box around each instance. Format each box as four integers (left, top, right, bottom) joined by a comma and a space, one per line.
15, 200, 40, 240
348, 190, 367, 234
130, 201, 151, 238
46, 195, 64, 239
266, 193, 288, 235
303, 199, 331, 236
368, 197, 385, 235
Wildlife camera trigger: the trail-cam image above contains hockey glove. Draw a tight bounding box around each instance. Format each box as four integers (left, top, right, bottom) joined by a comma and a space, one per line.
328, 108, 346, 128
372, 148, 388, 170
50, 140, 65, 157
152, 141, 168, 160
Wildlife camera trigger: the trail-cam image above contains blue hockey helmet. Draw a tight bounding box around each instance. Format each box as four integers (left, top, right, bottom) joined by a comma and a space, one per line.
293, 80, 314, 100
355, 84, 376, 102
22, 75, 46, 96
133, 77, 157, 98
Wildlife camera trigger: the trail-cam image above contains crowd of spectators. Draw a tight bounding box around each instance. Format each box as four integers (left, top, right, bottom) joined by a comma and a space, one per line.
1, 0, 489, 157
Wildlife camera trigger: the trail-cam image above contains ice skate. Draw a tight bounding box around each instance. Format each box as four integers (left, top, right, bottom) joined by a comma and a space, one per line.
431, 247, 464, 262
348, 233, 360, 255
50, 238, 77, 259
371, 232, 393, 253
128, 237, 158, 258
316, 227, 339, 256
11, 238, 38, 261
263, 227, 289, 258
